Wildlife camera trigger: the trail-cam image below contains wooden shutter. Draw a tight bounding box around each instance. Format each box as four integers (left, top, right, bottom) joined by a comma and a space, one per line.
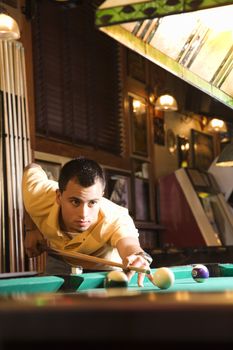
32, 0, 124, 155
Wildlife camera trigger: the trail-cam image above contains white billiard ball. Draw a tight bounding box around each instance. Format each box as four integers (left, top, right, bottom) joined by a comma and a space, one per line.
153, 267, 175, 289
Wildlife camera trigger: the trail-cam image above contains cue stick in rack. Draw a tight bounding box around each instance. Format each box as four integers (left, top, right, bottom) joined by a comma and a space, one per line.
5, 41, 21, 271
49, 247, 151, 275
20, 44, 41, 273
0, 40, 9, 273
8, 41, 22, 271
1, 40, 16, 272
17, 43, 31, 271
0, 41, 3, 272
21, 45, 32, 163
11, 42, 25, 271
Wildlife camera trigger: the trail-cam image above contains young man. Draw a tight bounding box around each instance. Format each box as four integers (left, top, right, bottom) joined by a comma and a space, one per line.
22, 157, 153, 286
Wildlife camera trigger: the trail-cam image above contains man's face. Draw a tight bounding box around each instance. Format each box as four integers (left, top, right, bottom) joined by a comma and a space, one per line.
56, 178, 104, 233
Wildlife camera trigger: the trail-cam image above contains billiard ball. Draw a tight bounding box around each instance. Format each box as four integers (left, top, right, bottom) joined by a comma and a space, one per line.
191, 264, 209, 283
153, 267, 175, 289
104, 270, 128, 288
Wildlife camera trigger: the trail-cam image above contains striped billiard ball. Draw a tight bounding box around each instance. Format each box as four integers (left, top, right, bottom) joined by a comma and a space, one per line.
191, 264, 209, 283
104, 270, 129, 288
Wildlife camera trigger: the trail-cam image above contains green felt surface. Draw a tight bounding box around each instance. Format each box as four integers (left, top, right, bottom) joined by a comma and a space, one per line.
219, 263, 233, 276
1, 264, 233, 294
0, 276, 64, 294
73, 264, 233, 293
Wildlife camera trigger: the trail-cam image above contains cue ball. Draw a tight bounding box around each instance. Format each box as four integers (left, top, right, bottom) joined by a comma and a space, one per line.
153, 267, 175, 289
191, 264, 209, 283
104, 270, 128, 288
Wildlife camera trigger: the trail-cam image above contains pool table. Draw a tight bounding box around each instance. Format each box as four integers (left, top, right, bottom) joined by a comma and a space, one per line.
1, 263, 233, 348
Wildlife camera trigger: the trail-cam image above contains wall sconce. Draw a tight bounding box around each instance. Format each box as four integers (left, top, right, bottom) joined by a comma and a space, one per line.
155, 93, 178, 112
207, 118, 227, 132
0, 7, 20, 40
216, 142, 233, 167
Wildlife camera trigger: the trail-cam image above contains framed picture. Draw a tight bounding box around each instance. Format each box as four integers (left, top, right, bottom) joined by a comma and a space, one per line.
129, 95, 148, 156
191, 129, 215, 171
104, 170, 132, 213
36, 159, 61, 181
127, 50, 146, 83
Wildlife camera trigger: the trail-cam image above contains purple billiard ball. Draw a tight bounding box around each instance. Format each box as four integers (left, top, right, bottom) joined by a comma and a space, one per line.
191, 264, 209, 283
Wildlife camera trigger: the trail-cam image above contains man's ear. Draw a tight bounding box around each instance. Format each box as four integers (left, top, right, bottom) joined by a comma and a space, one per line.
56, 189, 62, 205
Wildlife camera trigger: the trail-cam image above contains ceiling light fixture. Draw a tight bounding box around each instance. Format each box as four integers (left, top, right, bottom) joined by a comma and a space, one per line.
155, 93, 178, 112
0, 8, 20, 40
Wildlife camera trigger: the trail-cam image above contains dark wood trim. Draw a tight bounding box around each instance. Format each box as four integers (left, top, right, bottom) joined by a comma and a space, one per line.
35, 136, 131, 171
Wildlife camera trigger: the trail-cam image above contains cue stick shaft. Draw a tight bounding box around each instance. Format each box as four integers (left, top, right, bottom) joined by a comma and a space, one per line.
8, 41, 21, 271
2, 40, 16, 271
11, 42, 25, 271
0, 40, 10, 273
49, 247, 151, 275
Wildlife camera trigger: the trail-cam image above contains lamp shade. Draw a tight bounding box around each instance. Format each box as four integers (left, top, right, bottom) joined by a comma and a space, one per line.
216, 143, 233, 167
0, 13, 20, 40
155, 94, 178, 111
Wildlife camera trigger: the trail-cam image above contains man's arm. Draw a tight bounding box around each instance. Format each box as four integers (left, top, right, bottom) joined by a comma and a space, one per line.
23, 162, 47, 257
24, 210, 47, 257
116, 236, 153, 287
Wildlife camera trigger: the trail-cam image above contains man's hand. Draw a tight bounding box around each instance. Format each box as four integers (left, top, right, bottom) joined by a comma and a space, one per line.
116, 236, 153, 287
24, 228, 47, 258
123, 252, 153, 287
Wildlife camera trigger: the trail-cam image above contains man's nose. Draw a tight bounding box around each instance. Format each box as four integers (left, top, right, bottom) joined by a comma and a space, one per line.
78, 203, 89, 218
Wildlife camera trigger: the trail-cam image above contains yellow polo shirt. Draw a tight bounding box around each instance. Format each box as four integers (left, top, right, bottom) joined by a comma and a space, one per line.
22, 166, 139, 269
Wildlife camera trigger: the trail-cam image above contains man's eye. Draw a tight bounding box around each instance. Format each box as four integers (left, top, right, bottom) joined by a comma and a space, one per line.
89, 200, 97, 207
71, 199, 80, 206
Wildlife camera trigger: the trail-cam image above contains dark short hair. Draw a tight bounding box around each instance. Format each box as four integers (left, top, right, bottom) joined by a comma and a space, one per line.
58, 157, 106, 192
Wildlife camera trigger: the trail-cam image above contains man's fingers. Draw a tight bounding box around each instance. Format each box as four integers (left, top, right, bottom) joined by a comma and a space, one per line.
125, 269, 135, 282
138, 273, 145, 287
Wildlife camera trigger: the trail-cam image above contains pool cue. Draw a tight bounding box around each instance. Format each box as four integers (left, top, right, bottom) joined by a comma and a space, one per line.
19, 45, 31, 167
5, 40, 23, 272
8, 41, 23, 272
1, 40, 16, 272
12, 42, 25, 271
49, 247, 151, 275
20, 44, 39, 273
21, 45, 32, 163
12, 42, 23, 271
16, 43, 31, 271
0, 129, 2, 272
0, 41, 3, 272
20, 43, 41, 273
0, 41, 8, 273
